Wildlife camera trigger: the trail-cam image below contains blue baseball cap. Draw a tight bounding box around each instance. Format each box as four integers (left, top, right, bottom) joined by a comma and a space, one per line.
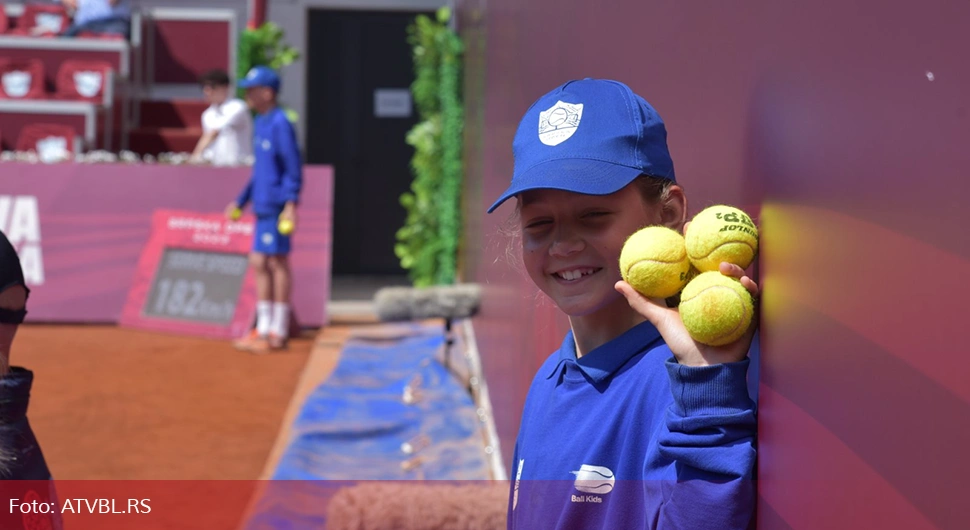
238, 66, 281, 91
487, 78, 676, 213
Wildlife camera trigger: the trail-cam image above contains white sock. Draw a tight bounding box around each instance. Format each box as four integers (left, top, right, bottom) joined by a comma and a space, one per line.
271, 302, 290, 339
256, 301, 273, 337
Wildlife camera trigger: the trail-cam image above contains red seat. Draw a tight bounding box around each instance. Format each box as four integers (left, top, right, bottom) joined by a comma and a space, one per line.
55, 60, 113, 102
0, 9, 9, 34
0, 58, 46, 100
16, 124, 78, 161
9, 4, 70, 37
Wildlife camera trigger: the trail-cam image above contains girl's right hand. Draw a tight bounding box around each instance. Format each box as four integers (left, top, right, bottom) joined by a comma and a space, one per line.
615, 260, 759, 367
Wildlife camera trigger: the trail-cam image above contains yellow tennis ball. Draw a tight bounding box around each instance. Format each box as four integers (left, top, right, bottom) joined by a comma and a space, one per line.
679, 271, 754, 346
278, 218, 294, 235
230, 207, 242, 221
685, 205, 759, 272
619, 226, 692, 299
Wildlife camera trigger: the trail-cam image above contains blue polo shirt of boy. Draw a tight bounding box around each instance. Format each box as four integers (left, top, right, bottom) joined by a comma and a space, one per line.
507, 321, 758, 529
235, 107, 303, 255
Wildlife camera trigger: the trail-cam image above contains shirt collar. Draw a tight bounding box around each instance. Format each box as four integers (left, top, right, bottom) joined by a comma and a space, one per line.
545, 320, 664, 383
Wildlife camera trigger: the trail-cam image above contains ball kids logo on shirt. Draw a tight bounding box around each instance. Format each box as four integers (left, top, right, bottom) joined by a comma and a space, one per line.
538, 100, 584, 146
0, 195, 44, 286
570, 464, 615, 503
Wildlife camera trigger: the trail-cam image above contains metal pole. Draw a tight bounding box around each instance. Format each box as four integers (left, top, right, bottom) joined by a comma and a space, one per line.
249, 0, 267, 29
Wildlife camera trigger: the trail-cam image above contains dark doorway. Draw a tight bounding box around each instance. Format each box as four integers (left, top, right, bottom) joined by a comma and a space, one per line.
305, 9, 431, 278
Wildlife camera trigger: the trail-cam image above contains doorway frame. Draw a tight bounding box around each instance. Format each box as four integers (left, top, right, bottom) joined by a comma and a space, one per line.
269, 0, 448, 150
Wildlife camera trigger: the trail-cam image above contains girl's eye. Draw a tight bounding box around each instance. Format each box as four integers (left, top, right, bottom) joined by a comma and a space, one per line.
524, 220, 551, 229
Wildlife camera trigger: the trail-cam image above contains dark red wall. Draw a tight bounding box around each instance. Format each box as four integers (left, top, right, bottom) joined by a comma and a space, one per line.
459, 0, 970, 527
150, 19, 231, 84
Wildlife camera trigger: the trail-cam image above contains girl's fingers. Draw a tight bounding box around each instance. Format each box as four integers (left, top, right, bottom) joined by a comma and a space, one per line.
718, 262, 746, 278
718, 262, 760, 297
740, 276, 760, 297
615, 281, 669, 329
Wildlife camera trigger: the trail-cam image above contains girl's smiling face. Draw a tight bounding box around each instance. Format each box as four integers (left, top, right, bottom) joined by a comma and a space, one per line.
518, 184, 662, 317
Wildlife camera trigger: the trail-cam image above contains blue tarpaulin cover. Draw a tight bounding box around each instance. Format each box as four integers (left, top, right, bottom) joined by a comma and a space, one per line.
243, 324, 491, 529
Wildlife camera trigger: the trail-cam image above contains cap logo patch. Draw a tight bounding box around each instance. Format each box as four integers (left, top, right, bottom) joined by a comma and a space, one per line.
538, 100, 583, 146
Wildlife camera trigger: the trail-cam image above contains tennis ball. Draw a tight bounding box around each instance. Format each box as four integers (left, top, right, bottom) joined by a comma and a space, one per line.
278, 217, 295, 236
619, 226, 692, 299
685, 205, 759, 272
230, 207, 242, 221
679, 271, 754, 346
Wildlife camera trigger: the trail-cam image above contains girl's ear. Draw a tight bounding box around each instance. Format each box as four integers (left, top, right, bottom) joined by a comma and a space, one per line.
660, 185, 688, 232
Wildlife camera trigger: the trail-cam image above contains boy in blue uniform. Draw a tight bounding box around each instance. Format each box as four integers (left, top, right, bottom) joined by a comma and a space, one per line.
488, 79, 759, 529
228, 66, 303, 353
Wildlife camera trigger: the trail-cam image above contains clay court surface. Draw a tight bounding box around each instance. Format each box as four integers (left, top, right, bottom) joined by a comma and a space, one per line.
14, 323, 343, 480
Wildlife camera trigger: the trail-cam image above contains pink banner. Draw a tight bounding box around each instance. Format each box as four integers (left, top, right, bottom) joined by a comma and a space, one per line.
0, 162, 333, 326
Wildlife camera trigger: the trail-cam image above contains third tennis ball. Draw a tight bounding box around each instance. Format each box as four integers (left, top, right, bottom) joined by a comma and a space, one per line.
685, 205, 759, 272
619, 226, 692, 299
679, 271, 754, 346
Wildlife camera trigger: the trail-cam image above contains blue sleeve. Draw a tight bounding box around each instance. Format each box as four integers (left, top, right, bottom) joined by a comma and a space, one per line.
235, 176, 253, 208
656, 357, 757, 529
275, 117, 303, 205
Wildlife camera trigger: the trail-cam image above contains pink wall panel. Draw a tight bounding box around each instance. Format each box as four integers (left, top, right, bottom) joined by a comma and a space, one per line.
460, 0, 970, 527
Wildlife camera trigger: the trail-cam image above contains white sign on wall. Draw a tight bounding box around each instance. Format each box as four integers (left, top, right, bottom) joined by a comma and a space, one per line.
374, 88, 413, 118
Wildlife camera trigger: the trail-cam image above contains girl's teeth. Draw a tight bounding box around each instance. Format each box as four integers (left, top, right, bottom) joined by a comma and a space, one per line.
561, 269, 592, 280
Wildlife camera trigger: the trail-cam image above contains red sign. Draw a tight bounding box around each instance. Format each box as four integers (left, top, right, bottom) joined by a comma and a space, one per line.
119, 210, 258, 340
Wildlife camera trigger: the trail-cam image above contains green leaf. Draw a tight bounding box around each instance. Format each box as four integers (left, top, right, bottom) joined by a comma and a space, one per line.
237, 22, 301, 99
436, 7, 451, 23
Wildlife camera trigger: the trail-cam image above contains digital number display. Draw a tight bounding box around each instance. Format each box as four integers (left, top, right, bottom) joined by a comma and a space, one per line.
142, 249, 249, 325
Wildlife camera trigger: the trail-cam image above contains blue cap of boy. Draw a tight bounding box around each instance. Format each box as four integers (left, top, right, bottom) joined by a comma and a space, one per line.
487, 78, 676, 213
238, 66, 281, 91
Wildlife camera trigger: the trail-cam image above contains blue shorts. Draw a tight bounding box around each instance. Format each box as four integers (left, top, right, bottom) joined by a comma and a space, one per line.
253, 215, 291, 255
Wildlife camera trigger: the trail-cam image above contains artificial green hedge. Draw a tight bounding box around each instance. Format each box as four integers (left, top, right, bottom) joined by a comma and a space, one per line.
396, 8, 464, 287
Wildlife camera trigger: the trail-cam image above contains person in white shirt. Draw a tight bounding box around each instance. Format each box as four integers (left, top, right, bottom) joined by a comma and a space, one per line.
191, 70, 254, 166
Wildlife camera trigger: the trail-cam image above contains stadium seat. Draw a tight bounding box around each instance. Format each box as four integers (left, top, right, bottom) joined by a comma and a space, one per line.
16, 124, 79, 162
55, 60, 114, 102
8, 4, 70, 37
0, 58, 46, 100
0, 9, 8, 34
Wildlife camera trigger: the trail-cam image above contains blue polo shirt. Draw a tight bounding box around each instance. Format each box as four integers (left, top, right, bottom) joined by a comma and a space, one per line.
235, 107, 303, 217
507, 321, 758, 529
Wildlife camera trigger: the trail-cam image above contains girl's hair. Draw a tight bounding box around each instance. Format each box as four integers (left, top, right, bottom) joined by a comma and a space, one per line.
632, 174, 676, 213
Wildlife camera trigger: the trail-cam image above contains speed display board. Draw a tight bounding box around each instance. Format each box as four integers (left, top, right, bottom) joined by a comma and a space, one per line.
120, 210, 257, 340
142, 248, 249, 325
